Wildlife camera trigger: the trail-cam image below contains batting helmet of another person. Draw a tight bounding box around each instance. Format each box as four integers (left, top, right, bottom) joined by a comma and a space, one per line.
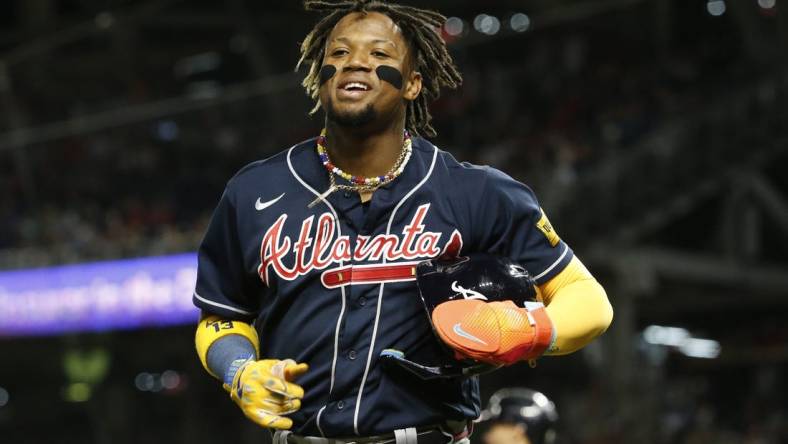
478, 388, 558, 444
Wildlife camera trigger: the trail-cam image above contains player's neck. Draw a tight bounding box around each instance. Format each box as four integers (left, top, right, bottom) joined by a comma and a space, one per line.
324, 120, 407, 179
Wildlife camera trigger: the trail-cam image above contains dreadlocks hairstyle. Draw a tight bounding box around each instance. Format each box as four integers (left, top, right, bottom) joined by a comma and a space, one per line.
296, 0, 462, 138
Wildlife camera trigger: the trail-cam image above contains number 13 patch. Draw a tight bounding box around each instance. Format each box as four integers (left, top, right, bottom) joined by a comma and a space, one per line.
536, 208, 561, 247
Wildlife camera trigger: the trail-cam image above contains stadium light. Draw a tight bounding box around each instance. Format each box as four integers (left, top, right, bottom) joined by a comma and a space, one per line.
136, 371, 183, 393
643, 325, 689, 347
135, 373, 155, 392
706, 0, 726, 16
161, 370, 181, 390
483, 16, 501, 35
679, 338, 722, 359
642, 325, 721, 359
473, 14, 501, 35
757, 0, 775, 9
510, 13, 531, 33
444, 17, 465, 37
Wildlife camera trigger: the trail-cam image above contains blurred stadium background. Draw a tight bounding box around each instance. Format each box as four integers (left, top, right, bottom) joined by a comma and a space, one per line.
0, 0, 786, 442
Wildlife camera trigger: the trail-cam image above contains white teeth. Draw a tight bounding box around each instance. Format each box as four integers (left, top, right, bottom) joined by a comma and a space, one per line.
344, 82, 369, 91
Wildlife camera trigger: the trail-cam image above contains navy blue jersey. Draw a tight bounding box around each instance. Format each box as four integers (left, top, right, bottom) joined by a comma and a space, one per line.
193, 136, 574, 437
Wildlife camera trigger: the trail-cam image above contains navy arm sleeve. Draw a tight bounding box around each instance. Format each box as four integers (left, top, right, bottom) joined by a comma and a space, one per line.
193, 185, 261, 320
474, 167, 573, 284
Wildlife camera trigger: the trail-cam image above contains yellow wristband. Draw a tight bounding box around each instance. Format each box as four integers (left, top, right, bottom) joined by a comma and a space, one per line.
195, 315, 260, 377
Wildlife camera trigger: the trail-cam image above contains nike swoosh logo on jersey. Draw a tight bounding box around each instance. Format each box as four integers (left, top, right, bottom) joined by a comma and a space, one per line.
255, 193, 285, 211
452, 323, 488, 345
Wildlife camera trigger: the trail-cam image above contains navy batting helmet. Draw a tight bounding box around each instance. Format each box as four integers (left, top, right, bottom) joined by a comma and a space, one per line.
380, 254, 538, 379
415, 253, 538, 318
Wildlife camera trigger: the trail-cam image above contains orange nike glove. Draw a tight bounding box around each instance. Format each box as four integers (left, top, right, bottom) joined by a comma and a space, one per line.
431, 299, 555, 366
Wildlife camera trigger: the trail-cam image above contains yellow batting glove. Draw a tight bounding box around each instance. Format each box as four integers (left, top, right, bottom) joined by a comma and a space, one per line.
225, 359, 309, 430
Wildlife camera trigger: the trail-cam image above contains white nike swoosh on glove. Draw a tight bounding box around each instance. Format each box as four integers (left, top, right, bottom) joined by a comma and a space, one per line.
452, 323, 488, 345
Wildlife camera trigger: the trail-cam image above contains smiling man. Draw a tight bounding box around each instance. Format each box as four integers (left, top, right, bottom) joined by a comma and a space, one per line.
192, 1, 613, 444
319, 19, 418, 129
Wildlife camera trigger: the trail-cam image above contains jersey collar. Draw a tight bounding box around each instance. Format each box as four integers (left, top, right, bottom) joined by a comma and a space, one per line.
288, 137, 436, 226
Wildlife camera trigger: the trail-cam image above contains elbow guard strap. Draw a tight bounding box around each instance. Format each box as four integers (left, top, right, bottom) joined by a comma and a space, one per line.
195, 315, 260, 377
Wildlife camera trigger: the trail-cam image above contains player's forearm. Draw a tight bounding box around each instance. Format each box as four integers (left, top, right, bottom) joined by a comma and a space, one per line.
206, 335, 257, 383
535, 256, 613, 355
195, 313, 260, 380
543, 277, 612, 355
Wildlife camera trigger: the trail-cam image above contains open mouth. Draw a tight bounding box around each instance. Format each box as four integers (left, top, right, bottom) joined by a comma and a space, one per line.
338, 81, 371, 92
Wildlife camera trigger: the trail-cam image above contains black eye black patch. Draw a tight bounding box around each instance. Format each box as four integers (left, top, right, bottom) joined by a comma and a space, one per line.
376, 65, 403, 90
319, 65, 337, 86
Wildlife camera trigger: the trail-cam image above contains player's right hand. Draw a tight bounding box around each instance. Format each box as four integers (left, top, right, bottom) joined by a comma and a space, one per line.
225, 358, 309, 429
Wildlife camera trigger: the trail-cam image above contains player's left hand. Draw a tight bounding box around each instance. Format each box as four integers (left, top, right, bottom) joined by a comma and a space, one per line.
225, 359, 309, 429
431, 299, 555, 366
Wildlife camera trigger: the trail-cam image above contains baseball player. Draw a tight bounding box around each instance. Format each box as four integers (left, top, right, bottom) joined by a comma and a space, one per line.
192, 1, 613, 443
477, 388, 558, 444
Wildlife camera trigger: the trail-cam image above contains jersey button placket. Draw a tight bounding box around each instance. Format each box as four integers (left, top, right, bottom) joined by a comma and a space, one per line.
347, 349, 357, 360
358, 296, 366, 307
336, 400, 345, 410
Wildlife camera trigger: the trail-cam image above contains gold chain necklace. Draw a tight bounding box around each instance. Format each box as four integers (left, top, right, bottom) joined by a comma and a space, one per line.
308, 130, 413, 208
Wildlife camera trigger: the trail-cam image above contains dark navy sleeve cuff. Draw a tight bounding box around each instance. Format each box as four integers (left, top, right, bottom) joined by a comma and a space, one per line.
531, 244, 574, 285
193, 291, 258, 320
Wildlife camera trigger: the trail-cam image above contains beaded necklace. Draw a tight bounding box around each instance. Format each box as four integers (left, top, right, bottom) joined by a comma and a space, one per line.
308, 129, 412, 208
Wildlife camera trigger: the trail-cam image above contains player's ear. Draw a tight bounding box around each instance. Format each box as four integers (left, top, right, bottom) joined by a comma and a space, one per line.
403, 70, 422, 101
